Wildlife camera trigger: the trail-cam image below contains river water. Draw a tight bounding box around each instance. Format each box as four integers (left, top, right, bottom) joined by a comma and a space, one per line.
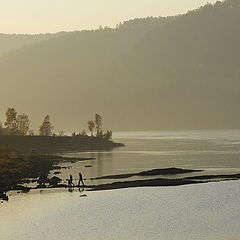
0, 181, 240, 240
50, 130, 240, 185
1, 130, 240, 239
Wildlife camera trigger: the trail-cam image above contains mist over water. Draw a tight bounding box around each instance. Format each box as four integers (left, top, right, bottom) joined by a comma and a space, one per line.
52, 130, 240, 186
1, 130, 240, 240
1, 1, 240, 239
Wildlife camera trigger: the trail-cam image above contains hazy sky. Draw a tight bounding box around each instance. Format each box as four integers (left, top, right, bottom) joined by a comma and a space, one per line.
0, 0, 220, 34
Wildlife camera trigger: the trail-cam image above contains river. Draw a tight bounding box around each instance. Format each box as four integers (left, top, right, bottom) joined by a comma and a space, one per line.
49, 130, 240, 185
1, 130, 240, 239
0, 181, 239, 240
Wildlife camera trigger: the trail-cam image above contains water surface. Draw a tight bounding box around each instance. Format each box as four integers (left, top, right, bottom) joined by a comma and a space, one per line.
2, 130, 240, 240
1, 181, 239, 240
51, 130, 240, 185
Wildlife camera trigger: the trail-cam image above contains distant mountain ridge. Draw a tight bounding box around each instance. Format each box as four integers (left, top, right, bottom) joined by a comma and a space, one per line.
0, 0, 239, 131
0, 17, 168, 56
0, 32, 70, 56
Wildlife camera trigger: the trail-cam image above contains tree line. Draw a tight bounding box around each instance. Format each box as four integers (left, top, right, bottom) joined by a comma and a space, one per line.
0, 108, 112, 140
87, 114, 112, 140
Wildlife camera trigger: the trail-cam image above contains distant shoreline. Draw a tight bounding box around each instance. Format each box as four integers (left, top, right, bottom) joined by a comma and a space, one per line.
0, 135, 124, 153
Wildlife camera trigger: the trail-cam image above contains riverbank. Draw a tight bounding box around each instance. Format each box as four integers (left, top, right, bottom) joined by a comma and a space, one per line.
2, 161, 240, 201
0, 136, 124, 196
2, 128, 240, 201
0, 135, 124, 153
0, 145, 97, 195
1, 141, 240, 201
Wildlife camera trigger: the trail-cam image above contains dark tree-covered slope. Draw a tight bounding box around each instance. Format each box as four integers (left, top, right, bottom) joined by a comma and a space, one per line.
0, 32, 68, 56
0, 0, 239, 131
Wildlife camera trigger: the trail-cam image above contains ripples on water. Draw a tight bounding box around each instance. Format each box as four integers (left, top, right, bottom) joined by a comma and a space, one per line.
1, 130, 240, 240
50, 130, 240, 186
1, 181, 240, 240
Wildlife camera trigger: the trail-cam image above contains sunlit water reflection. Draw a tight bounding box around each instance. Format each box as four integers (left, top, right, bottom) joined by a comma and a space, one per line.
1, 131, 240, 239
0, 181, 240, 240
49, 130, 240, 186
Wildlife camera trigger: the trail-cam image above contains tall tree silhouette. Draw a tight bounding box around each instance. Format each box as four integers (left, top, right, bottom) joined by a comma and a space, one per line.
94, 114, 102, 136
4, 108, 17, 135
16, 113, 30, 135
88, 120, 95, 136
39, 115, 54, 136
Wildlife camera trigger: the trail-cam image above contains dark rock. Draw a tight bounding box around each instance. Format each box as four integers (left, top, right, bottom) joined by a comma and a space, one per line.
0, 193, 9, 201
48, 176, 62, 186
80, 194, 87, 197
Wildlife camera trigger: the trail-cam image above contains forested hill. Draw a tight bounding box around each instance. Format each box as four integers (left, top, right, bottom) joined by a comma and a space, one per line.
0, 0, 240, 131
0, 32, 68, 56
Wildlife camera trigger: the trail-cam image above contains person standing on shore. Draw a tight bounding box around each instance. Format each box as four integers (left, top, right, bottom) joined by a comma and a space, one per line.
68, 174, 74, 186
78, 172, 85, 187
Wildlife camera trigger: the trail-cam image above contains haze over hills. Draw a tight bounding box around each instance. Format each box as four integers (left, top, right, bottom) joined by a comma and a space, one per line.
0, 32, 68, 57
0, 0, 239, 132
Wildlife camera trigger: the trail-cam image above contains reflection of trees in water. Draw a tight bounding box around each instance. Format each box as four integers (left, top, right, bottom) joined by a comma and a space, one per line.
97, 152, 103, 177
90, 152, 95, 159
89, 152, 95, 179
96, 151, 113, 178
